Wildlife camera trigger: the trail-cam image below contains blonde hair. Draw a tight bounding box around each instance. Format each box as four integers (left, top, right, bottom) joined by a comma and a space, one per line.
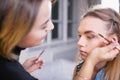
78, 5, 120, 80
0, 0, 55, 60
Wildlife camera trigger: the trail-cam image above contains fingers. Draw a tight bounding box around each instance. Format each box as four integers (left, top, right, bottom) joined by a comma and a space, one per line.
89, 41, 120, 63
27, 54, 43, 63
106, 49, 119, 61
104, 40, 120, 60
37, 60, 44, 69
113, 41, 120, 50
103, 42, 119, 61
103, 39, 120, 52
103, 43, 116, 52
33, 60, 44, 68
26, 56, 38, 62
35, 58, 44, 64
26, 60, 44, 73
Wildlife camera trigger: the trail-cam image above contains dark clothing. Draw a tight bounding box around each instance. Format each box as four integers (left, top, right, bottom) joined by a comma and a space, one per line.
12, 46, 25, 56
0, 47, 38, 80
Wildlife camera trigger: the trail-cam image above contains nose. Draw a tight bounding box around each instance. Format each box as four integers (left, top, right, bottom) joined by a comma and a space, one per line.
46, 20, 54, 31
77, 36, 87, 47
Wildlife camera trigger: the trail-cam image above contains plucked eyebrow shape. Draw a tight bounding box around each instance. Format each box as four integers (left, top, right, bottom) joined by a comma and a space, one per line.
78, 30, 96, 34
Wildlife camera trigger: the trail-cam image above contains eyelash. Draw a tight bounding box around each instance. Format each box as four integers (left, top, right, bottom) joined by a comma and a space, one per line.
41, 20, 49, 29
41, 25, 47, 29
87, 35, 95, 39
78, 35, 95, 39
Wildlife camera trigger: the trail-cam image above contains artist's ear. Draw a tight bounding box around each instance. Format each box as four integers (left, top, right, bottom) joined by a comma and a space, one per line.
109, 34, 118, 42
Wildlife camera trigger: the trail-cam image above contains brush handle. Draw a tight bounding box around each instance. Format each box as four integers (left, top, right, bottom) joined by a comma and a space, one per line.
38, 49, 45, 58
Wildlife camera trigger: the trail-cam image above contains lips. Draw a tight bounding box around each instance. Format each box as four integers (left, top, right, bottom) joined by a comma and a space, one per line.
41, 35, 47, 40
41, 36, 46, 40
80, 50, 88, 56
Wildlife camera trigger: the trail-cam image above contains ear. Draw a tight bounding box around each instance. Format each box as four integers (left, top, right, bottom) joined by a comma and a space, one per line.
108, 34, 118, 42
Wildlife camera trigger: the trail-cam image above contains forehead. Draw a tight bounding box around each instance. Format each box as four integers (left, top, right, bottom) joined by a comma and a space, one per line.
32, 0, 51, 29
78, 16, 108, 34
38, 0, 51, 20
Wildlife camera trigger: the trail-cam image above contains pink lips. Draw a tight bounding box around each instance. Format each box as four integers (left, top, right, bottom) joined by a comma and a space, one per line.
80, 50, 88, 56
41, 35, 47, 40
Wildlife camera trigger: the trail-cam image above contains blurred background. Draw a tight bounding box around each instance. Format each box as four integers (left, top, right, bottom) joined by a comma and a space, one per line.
19, 0, 120, 80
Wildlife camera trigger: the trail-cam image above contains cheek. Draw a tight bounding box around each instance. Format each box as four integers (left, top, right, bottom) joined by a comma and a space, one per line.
28, 30, 44, 40
24, 33, 36, 41
25, 31, 44, 42
18, 31, 43, 47
18, 34, 35, 46
87, 40, 104, 52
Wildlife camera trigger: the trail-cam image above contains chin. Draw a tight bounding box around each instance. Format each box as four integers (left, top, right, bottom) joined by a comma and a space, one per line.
81, 56, 86, 61
27, 42, 43, 48
34, 42, 43, 47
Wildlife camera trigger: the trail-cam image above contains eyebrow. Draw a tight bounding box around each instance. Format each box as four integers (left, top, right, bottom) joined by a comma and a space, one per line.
84, 31, 96, 34
78, 30, 97, 35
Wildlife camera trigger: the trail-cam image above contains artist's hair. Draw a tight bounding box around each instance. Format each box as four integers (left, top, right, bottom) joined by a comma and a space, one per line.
80, 6, 120, 80
0, 0, 56, 60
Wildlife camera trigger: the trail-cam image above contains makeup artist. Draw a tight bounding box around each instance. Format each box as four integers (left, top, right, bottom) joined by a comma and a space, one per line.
0, 0, 56, 80
73, 5, 120, 80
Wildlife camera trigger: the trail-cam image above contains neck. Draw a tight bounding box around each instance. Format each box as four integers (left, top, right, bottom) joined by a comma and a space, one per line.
92, 61, 106, 79
12, 46, 25, 56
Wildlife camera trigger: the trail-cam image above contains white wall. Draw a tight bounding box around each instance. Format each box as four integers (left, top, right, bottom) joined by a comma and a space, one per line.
101, 0, 119, 12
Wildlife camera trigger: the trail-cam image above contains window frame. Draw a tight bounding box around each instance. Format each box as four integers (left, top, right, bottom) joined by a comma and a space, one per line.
42, 0, 77, 46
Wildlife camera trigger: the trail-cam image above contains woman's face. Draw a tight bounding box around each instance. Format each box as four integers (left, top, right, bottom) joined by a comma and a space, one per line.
78, 16, 109, 60
18, 0, 54, 48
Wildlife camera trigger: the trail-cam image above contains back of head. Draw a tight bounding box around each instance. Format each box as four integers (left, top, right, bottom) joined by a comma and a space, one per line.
0, 0, 57, 60
0, 0, 42, 60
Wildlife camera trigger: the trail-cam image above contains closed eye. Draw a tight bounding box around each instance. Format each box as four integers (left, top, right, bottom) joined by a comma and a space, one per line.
40, 19, 49, 29
41, 25, 47, 29
86, 35, 95, 39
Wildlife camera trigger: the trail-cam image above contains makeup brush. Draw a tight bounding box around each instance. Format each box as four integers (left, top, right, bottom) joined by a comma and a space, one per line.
38, 49, 45, 58
98, 33, 120, 50
98, 33, 112, 44
34, 49, 45, 64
